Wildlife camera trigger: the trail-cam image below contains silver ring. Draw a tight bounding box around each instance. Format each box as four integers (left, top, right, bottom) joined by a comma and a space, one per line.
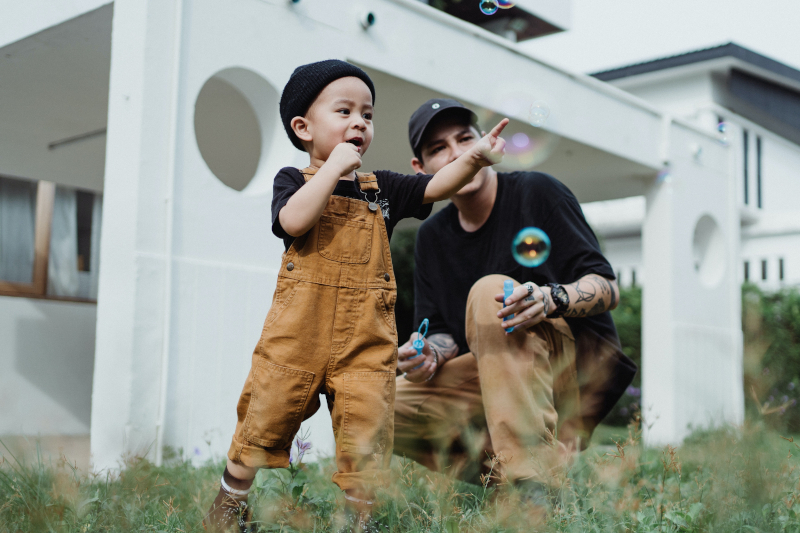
525, 283, 534, 297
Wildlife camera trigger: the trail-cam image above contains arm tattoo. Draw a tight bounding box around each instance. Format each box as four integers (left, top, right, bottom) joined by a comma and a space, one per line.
428, 333, 459, 362
589, 297, 606, 316
574, 280, 596, 304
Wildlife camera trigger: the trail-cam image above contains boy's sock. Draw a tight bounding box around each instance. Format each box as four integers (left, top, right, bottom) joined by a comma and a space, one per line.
204, 468, 254, 533
342, 493, 385, 533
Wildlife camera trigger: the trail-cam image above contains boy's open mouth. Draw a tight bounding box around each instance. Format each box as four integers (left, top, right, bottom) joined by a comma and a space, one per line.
346, 138, 363, 147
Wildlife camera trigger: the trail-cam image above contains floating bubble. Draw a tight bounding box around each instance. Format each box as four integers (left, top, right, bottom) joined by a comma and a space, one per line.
656, 165, 671, 184
717, 121, 730, 146
500, 130, 560, 169
479, 0, 498, 15
512, 227, 551, 267
497, 0, 516, 7
529, 101, 550, 127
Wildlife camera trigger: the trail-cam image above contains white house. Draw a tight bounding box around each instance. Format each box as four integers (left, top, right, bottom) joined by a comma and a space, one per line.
0, 0, 742, 471
583, 43, 800, 293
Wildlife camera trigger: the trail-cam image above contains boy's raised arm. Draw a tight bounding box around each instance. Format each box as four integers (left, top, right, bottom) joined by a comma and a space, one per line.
279, 143, 362, 237
422, 118, 508, 204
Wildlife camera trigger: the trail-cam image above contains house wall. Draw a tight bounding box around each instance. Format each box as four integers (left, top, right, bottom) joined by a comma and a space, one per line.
0, 296, 96, 435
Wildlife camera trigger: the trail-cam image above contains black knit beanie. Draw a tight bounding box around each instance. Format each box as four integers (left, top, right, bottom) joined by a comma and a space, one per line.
279, 59, 376, 152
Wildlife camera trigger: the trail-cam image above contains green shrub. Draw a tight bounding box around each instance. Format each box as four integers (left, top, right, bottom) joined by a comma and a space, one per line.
743, 283, 800, 432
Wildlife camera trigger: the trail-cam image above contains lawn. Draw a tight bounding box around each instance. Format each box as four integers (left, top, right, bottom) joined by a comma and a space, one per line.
3, 419, 800, 532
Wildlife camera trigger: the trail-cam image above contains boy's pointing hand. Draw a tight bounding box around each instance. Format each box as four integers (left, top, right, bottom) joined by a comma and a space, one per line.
471, 118, 509, 167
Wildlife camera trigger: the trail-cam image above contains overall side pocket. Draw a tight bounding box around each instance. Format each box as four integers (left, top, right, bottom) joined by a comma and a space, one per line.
243, 359, 315, 448
342, 371, 394, 454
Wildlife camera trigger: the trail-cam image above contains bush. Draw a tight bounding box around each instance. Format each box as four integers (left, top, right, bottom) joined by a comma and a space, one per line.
743, 283, 800, 431
604, 286, 642, 426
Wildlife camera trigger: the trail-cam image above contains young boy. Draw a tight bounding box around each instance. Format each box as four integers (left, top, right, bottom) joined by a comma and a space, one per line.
205, 59, 507, 532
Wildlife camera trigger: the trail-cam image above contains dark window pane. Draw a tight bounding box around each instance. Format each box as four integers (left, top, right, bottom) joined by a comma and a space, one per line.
0, 176, 37, 284
631, 269, 637, 287
756, 136, 763, 209
743, 130, 749, 205
744, 261, 750, 282
76, 190, 94, 272
779, 258, 784, 281
761, 259, 767, 281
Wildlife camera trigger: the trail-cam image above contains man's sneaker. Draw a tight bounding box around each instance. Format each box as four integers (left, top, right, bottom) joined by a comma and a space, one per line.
203, 489, 252, 533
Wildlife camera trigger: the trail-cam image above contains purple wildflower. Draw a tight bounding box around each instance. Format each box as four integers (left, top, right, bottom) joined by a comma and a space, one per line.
194, 446, 201, 457
769, 396, 774, 402
293, 437, 313, 465
783, 395, 789, 403
792, 399, 797, 406
625, 386, 641, 398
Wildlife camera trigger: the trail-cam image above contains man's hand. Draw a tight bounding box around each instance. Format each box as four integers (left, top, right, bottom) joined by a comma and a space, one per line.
495, 281, 554, 332
323, 142, 362, 177
470, 118, 508, 167
398, 335, 437, 383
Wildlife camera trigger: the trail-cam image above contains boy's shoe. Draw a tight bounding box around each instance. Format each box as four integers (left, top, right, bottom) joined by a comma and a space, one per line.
203, 489, 252, 533
337, 498, 386, 533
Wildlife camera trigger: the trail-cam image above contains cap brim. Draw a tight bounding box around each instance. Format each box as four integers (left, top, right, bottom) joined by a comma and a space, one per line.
413, 106, 479, 154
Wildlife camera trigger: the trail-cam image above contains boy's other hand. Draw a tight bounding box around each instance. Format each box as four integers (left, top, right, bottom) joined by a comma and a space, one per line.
325, 142, 363, 177
397, 335, 437, 383
471, 118, 509, 167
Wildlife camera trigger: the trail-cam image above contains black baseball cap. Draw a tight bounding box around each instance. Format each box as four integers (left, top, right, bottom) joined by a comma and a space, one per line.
408, 98, 479, 156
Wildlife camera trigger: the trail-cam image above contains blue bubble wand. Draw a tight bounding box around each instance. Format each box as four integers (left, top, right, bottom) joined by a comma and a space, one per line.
409, 318, 429, 370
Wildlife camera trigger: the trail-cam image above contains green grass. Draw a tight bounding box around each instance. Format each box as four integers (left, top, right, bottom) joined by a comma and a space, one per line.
4, 421, 800, 532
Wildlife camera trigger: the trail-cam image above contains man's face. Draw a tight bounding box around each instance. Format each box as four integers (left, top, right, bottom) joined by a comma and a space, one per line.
412, 114, 490, 197
301, 76, 374, 160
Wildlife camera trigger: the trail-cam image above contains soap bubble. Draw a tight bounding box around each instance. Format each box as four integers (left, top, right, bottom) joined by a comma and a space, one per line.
501, 131, 559, 169
497, 0, 516, 7
512, 227, 551, 267
479, 0, 499, 15
656, 166, 671, 184
717, 121, 730, 145
529, 101, 550, 127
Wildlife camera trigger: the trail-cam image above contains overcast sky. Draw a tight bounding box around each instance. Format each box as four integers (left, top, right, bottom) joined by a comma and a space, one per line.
521, 0, 800, 75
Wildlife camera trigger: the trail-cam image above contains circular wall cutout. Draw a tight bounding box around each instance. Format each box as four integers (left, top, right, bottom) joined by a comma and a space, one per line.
692, 214, 726, 288
194, 68, 279, 192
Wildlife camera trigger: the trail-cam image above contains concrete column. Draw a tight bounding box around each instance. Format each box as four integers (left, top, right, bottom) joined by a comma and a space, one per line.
91, 0, 182, 471
642, 121, 744, 445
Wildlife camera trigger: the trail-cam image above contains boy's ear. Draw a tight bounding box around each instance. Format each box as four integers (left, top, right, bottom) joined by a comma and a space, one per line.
411, 157, 426, 175
291, 116, 313, 143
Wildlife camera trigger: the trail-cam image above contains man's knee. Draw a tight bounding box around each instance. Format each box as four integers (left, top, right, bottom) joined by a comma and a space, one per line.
467, 274, 512, 308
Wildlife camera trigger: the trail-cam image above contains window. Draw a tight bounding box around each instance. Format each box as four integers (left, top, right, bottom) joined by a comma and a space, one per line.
761, 259, 768, 281
744, 261, 750, 282
616, 270, 623, 287
779, 258, 785, 281
0, 175, 102, 301
743, 129, 749, 205
756, 135, 763, 209
631, 268, 637, 287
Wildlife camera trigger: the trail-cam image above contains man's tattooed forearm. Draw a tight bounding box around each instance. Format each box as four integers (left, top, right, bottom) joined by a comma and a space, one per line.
589, 297, 606, 316
574, 280, 596, 304
428, 333, 459, 361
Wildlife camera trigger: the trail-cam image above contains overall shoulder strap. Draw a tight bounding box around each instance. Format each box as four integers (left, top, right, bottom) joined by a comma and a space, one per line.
356, 172, 379, 192
299, 166, 317, 182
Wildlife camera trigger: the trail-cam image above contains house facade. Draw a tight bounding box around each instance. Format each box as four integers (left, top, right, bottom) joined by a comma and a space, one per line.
585, 43, 800, 293
1, 0, 741, 470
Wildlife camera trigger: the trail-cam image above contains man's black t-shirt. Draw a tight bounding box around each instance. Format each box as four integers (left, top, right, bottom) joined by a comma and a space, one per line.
272, 167, 434, 250
414, 171, 618, 356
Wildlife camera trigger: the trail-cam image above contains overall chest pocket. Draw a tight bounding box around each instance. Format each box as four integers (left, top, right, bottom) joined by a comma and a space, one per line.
318, 215, 373, 263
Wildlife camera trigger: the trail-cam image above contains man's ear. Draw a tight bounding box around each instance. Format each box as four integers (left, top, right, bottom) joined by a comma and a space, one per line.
291, 116, 312, 143
411, 157, 426, 174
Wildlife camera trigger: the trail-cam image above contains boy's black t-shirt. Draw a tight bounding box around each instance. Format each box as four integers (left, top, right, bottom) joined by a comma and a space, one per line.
414, 171, 618, 356
272, 167, 434, 250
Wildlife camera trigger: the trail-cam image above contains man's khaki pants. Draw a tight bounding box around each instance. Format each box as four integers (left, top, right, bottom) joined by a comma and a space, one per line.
394, 275, 580, 484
